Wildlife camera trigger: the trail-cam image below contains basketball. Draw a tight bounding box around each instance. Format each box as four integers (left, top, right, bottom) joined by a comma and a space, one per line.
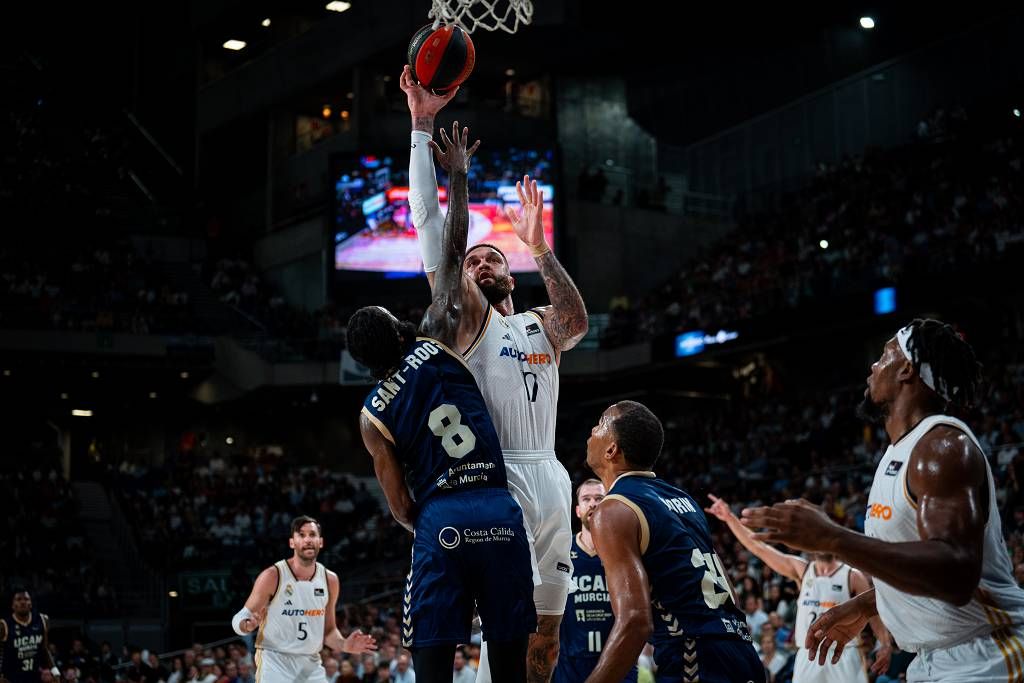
407, 23, 476, 93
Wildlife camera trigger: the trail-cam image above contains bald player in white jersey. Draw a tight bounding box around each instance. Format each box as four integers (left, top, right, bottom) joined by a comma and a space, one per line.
742, 319, 1024, 682
706, 494, 892, 681
401, 68, 589, 683
232, 516, 376, 682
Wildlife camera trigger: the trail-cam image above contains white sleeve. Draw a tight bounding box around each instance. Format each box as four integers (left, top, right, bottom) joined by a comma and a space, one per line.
409, 130, 445, 273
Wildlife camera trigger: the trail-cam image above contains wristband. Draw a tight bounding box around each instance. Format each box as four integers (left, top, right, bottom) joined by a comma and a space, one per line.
530, 242, 551, 257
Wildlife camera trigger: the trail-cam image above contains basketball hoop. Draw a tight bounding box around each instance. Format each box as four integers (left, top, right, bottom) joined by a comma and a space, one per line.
429, 0, 533, 34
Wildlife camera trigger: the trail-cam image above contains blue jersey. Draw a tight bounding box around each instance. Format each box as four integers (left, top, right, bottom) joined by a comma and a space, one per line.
554, 534, 638, 683
605, 473, 751, 670
1, 613, 46, 683
560, 533, 614, 658
361, 337, 507, 504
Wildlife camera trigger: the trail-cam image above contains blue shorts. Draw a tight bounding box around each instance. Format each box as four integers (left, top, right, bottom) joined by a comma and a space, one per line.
402, 488, 537, 648
553, 655, 637, 683
654, 636, 765, 683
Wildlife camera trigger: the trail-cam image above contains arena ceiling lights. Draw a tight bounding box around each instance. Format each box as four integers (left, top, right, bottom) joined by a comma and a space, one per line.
325, 1, 352, 12
222, 39, 247, 50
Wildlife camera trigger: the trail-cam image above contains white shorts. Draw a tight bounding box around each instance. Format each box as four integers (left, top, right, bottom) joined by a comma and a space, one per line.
907, 627, 1024, 682
503, 451, 573, 615
255, 648, 326, 683
794, 645, 868, 683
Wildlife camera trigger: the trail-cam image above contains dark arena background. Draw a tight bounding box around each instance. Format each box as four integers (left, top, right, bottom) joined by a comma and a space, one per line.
2, 1, 1023, 682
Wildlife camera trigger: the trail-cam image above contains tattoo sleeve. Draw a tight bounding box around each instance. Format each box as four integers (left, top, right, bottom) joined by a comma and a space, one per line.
412, 114, 434, 134
535, 251, 588, 350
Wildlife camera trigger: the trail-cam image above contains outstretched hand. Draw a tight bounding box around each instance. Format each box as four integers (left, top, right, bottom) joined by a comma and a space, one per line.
504, 175, 548, 255
805, 599, 869, 666
428, 120, 480, 175
341, 629, 378, 655
740, 498, 843, 552
704, 493, 734, 523
400, 65, 459, 116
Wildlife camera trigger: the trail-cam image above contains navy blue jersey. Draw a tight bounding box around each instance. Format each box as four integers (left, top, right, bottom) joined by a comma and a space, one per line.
605, 473, 751, 665
560, 533, 614, 658
361, 337, 507, 504
1, 613, 46, 683
554, 534, 638, 683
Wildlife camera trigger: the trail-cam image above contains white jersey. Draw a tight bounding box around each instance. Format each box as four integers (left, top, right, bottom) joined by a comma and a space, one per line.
795, 562, 854, 646
464, 306, 559, 454
865, 414, 1024, 653
256, 561, 329, 656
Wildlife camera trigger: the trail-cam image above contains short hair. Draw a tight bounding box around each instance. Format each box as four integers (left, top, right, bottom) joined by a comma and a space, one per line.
609, 401, 664, 469
902, 318, 982, 409
465, 243, 509, 267
575, 478, 603, 502
290, 515, 322, 535
346, 307, 408, 380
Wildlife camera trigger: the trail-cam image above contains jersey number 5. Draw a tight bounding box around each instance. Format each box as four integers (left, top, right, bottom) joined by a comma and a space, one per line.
428, 404, 477, 459
691, 549, 735, 609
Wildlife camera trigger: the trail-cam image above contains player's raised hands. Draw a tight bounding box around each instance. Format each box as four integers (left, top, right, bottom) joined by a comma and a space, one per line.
341, 629, 378, 655
704, 493, 734, 522
428, 120, 480, 175
504, 175, 549, 256
400, 65, 459, 116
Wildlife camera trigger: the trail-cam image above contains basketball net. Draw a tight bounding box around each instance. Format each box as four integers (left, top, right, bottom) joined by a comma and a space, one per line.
429, 0, 533, 34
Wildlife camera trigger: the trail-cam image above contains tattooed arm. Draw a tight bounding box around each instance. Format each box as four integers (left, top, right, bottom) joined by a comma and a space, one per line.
504, 176, 589, 353
418, 122, 485, 349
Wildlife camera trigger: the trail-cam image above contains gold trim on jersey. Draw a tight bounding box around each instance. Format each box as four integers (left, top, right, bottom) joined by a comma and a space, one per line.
610, 471, 657, 487
254, 648, 263, 683
525, 309, 545, 325
603, 494, 650, 554
415, 336, 473, 373
463, 306, 494, 359
575, 532, 598, 557
901, 469, 919, 510
361, 406, 396, 445
977, 588, 1024, 682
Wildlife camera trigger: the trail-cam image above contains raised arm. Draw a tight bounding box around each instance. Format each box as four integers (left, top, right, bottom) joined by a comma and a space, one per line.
705, 493, 807, 584
418, 121, 486, 348
505, 176, 588, 353
359, 412, 416, 532
401, 65, 458, 291
584, 499, 653, 683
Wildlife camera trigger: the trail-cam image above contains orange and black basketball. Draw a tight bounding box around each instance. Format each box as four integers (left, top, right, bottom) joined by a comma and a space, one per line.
407, 23, 476, 93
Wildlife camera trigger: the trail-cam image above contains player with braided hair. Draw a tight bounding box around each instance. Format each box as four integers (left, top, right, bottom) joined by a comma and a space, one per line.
742, 319, 1024, 683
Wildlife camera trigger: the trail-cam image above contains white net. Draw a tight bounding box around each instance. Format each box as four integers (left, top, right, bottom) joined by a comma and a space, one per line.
429, 0, 534, 34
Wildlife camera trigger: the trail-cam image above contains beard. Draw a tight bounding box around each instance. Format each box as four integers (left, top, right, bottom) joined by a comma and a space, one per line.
477, 275, 514, 306
856, 393, 889, 424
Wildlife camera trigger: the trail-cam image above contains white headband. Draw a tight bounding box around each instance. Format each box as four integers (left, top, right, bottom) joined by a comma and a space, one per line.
896, 325, 958, 401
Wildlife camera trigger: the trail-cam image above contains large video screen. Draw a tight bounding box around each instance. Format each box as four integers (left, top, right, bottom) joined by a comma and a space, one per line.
332, 148, 555, 274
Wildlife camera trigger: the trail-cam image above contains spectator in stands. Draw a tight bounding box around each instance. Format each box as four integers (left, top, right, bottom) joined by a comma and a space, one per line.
452, 649, 475, 683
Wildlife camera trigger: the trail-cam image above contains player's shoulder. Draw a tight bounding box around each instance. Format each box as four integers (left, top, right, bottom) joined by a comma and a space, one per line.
257, 564, 282, 583
911, 422, 987, 484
